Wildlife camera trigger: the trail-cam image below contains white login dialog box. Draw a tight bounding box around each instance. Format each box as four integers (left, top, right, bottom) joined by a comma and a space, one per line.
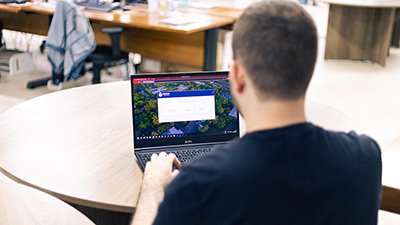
157, 90, 216, 123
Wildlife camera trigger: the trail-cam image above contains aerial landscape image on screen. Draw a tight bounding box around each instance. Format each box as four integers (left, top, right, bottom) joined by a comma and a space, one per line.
133, 79, 238, 138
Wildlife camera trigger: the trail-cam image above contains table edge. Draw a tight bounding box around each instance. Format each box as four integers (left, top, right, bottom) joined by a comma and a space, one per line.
0, 167, 135, 213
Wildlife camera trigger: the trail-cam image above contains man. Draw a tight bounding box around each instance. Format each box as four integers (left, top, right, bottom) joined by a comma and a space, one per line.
132, 1, 382, 224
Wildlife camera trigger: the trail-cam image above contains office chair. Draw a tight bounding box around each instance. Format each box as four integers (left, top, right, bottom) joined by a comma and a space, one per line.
43, 27, 130, 86
0, 21, 3, 49
85, 27, 129, 84
26, 0, 137, 89
27, 27, 131, 88
0, 22, 3, 82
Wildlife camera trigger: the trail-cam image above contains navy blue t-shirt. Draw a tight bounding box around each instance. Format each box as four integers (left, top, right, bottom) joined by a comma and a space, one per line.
153, 123, 382, 225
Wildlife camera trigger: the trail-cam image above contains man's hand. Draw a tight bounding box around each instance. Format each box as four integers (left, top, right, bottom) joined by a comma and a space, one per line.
131, 152, 181, 225
141, 152, 182, 201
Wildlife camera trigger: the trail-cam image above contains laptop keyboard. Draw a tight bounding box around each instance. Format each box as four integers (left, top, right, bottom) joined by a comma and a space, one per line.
136, 147, 212, 168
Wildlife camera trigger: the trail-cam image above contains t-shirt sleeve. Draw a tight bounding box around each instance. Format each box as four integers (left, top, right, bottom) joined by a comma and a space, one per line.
351, 132, 382, 210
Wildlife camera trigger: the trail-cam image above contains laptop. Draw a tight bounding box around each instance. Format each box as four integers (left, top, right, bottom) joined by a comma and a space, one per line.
131, 71, 240, 171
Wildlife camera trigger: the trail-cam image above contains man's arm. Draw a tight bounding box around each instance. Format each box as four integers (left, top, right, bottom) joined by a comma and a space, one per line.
131, 152, 181, 225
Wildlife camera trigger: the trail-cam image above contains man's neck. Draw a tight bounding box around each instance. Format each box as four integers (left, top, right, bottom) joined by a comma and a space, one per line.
244, 98, 307, 134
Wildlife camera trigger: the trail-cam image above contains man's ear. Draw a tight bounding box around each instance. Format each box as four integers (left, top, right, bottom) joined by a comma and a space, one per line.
230, 60, 245, 94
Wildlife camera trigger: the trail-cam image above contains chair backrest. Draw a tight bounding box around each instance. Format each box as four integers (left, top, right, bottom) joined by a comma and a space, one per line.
101, 27, 123, 58
46, 0, 95, 80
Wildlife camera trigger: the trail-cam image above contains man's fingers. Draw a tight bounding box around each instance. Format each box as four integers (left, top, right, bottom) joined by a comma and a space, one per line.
145, 161, 151, 169
173, 157, 182, 169
148, 152, 181, 173
144, 161, 151, 175
171, 169, 180, 177
159, 152, 168, 157
166, 153, 182, 169
166, 153, 176, 161
151, 153, 158, 161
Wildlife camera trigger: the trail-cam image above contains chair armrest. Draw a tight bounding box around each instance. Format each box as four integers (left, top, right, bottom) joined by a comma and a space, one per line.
101, 27, 123, 34
101, 27, 124, 58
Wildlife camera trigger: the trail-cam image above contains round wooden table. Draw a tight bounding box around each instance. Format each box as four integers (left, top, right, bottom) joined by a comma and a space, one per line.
0, 180, 94, 225
381, 136, 400, 214
0, 81, 369, 214
0, 81, 141, 213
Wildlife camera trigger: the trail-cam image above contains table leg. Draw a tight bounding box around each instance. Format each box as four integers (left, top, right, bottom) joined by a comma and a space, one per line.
203, 28, 219, 71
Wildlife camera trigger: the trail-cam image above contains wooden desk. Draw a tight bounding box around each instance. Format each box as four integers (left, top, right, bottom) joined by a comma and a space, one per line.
324, 0, 400, 66
0, 3, 21, 13
0, 180, 94, 225
381, 136, 400, 214
0, 3, 237, 70
181, 6, 242, 19
181, 6, 242, 30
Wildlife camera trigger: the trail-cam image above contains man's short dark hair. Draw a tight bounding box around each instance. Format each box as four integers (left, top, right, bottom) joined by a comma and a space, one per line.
232, 0, 318, 100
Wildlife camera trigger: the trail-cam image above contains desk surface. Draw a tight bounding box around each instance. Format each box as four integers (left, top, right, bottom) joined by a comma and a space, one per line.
0, 180, 94, 225
0, 3, 20, 13
324, 0, 400, 7
181, 6, 243, 19
3, 3, 236, 34
0, 81, 370, 213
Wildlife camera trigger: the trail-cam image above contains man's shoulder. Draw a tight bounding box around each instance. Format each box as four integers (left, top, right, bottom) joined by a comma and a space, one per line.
185, 123, 381, 168
175, 123, 381, 184
320, 127, 381, 155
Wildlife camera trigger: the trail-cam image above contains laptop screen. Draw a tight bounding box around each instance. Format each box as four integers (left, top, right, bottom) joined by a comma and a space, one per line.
131, 71, 239, 149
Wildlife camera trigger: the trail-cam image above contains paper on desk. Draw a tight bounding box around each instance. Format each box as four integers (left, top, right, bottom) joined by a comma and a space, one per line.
159, 17, 195, 26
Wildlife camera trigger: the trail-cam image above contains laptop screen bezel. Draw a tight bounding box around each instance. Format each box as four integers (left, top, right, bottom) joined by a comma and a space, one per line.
130, 71, 240, 149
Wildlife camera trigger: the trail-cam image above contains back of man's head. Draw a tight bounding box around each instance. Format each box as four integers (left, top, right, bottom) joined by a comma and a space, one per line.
232, 0, 318, 101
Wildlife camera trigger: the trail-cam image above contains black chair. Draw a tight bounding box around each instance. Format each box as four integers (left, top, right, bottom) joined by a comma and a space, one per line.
0, 22, 3, 82
27, 26, 133, 89
85, 27, 129, 84
0, 21, 3, 49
